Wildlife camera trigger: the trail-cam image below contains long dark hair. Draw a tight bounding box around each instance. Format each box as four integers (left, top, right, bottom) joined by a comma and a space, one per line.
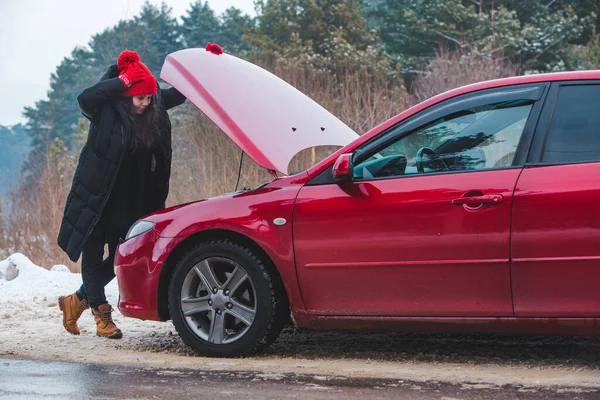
127, 96, 159, 150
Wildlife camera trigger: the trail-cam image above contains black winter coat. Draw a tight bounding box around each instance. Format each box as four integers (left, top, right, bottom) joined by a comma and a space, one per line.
57, 65, 185, 262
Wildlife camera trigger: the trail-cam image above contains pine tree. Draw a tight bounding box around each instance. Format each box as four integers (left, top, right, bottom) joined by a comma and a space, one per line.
0, 124, 29, 196
253, 0, 375, 52
22, 1, 181, 173
568, 29, 600, 70
247, 0, 391, 73
364, 0, 596, 74
219, 7, 254, 54
134, 3, 182, 73
180, 1, 221, 48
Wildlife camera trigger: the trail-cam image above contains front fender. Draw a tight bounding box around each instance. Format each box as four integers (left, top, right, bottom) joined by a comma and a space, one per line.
145, 175, 310, 318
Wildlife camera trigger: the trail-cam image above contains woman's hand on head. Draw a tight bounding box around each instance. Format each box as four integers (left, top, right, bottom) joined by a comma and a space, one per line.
119, 69, 148, 88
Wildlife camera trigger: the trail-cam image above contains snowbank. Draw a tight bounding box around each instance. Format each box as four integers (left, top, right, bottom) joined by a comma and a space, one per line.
0, 252, 181, 362
0, 253, 120, 326
0, 250, 176, 339
0, 253, 118, 309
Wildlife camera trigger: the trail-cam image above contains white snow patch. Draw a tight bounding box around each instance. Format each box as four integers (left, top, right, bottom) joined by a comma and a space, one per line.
301, 383, 332, 391
0, 252, 169, 345
0, 256, 19, 281
254, 373, 286, 380
155, 370, 192, 376
0, 253, 119, 312
51, 265, 71, 273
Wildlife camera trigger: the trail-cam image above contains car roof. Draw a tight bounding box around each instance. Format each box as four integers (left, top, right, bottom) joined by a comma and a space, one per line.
369, 70, 600, 143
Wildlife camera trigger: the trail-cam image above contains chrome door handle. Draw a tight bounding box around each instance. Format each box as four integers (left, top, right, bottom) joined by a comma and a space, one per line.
452, 194, 503, 206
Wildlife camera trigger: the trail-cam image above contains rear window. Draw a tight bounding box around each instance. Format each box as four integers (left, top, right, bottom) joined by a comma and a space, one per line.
542, 85, 600, 164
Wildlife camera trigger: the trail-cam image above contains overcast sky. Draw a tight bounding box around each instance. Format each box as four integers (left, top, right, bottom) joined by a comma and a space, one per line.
0, 0, 256, 126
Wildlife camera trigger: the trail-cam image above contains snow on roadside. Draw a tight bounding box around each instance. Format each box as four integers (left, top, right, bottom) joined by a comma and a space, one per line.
0, 253, 119, 319
0, 252, 172, 346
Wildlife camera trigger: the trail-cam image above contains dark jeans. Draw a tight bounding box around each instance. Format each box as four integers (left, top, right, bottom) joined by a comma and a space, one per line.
75, 223, 122, 309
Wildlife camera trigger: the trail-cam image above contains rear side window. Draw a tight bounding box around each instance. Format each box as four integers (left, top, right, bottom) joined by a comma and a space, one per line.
543, 85, 600, 163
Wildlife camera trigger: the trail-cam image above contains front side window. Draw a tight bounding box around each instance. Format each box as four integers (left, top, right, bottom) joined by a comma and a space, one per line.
354, 100, 533, 180
542, 85, 600, 164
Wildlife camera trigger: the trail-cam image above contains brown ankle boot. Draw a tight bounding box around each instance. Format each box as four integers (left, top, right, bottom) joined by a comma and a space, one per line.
58, 293, 89, 335
92, 304, 123, 339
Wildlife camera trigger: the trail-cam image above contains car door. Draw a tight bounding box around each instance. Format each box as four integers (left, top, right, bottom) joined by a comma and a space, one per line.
512, 81, 600, 317
293, 84, 548, 317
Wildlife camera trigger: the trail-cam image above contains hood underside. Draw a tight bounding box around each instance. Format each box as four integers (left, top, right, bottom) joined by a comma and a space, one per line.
160, 48, 359, 174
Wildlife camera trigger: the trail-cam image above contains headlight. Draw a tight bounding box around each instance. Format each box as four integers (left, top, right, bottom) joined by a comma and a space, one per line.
125, 220, 155, 241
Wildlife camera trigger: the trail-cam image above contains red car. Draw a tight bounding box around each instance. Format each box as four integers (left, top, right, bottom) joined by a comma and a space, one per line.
115, 48, 600, 357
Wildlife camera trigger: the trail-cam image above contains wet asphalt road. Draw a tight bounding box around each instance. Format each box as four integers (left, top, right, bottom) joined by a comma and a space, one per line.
1, 358, 599, 400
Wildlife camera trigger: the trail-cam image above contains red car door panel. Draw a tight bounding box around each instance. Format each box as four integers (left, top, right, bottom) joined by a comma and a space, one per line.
511, 82, 600, 317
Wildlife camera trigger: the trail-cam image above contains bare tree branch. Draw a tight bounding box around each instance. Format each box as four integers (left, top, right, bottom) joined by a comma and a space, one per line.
435, 31, 466, 47
531, 34, 569, 60
466, 0, 483, 13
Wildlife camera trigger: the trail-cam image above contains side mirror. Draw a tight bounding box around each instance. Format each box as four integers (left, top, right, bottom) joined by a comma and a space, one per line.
332, 153, 354, 182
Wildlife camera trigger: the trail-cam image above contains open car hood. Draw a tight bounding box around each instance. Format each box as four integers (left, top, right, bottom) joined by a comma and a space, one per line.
160, 48, 359, 174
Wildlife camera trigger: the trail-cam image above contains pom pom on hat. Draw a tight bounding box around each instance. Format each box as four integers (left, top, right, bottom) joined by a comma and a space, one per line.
118, 50, 141, 70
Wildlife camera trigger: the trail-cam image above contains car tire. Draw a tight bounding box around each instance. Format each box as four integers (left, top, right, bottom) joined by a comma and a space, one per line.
168, 239, 287, 357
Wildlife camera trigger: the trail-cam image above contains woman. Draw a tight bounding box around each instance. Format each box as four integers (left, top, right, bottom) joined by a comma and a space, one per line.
57, 50, 186, 339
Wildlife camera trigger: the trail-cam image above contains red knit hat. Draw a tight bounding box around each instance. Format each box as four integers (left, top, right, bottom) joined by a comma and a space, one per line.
117, 50, 157, 97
